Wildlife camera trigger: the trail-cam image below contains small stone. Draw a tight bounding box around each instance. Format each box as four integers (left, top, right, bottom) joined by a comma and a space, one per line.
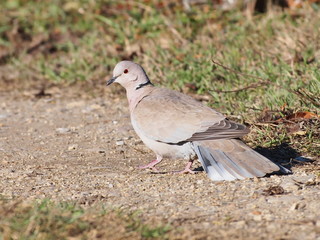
196, 180, 204, 185
68, 144, 78, 150
290, 202, 306, 211
233, 220, 246, 228
280, 181, 300, 192
253, 177, 260, 182
292, 175, 315, 184
251, 210, 262, 215
1, 160, 9, 164
56, 128, 70, 134
116, 140, 124, 146
89, 104, 101, 110
253, 215, 262, 221
264, 214, 274, 221
0, 114, 8, 119
66, 101, 85, 108
290, 203, 299, 211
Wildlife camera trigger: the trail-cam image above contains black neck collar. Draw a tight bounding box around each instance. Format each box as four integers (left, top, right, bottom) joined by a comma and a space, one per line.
135, 81, 153, 90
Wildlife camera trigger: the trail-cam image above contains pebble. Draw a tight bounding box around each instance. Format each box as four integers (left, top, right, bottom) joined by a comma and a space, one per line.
290, 202, 306, 211
116, 140, 124, 146
253, 215, 262, 221
66, 101, 85, 108
292, 174, 315, 184
232, 220, 246, 228
196, 180, 204, 185
56, 127, 71, 134
1, 160, 9, 164
68, 144, 78, 150
280, 180, 300, 192
264, 214, 275, 221
89, 104, 102, 110
0, 114, 8, 119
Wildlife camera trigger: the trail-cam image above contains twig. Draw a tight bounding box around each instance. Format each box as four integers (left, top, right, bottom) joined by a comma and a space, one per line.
161, 16, 187, 45
294, 89, 320, 108
211, 59, 320, 107
249, 122, 279, 127
211, 59, 271, 83
214, 81, 269, 93
0, 34, 52, 65
211, 59, 271, 93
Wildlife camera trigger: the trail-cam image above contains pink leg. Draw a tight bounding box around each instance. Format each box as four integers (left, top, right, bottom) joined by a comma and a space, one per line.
138, 155, 162, 172
174, 161, 197, 174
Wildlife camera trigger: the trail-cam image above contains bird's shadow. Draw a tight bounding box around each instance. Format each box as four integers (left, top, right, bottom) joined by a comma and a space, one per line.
254, 142, 313, 172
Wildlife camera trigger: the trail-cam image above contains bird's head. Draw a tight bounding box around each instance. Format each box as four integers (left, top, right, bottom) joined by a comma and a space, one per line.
107, 61, 152, 90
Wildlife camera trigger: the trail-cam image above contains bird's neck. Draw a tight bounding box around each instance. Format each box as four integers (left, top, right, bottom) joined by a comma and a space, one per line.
126, 85, 154, 113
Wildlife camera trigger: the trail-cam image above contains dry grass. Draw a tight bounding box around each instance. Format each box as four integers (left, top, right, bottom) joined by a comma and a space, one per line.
0, 1, 319, 239
0, 198, 170, 239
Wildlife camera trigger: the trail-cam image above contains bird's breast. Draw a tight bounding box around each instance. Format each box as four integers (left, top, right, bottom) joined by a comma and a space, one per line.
130, 117, 195, 160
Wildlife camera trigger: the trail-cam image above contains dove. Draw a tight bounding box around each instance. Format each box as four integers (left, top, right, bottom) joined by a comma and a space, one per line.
107, 61, 288, 181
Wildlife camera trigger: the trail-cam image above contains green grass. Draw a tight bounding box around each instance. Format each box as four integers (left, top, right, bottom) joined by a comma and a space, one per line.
0, 198, 170, 239
0, 1, 319, 238
0, 0, 319, 154
1, 1, 318, 107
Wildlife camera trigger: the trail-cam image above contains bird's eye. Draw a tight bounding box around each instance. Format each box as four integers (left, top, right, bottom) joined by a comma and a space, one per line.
124, 69, 128, 74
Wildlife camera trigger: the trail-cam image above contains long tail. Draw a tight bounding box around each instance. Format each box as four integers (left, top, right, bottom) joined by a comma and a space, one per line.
193, 139, 289, 181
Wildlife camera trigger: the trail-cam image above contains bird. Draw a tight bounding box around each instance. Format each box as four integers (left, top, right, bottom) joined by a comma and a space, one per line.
107, 61, 288, 181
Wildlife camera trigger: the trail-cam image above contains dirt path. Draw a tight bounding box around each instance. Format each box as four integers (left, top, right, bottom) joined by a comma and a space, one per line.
0, 90, 319, 239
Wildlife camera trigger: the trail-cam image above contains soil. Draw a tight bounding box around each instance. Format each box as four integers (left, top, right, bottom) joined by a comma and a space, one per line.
0, 87, 319, 240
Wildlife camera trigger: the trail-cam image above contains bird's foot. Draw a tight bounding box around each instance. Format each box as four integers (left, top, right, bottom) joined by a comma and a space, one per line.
138, 157, 162, 172
173, 161, 198, 174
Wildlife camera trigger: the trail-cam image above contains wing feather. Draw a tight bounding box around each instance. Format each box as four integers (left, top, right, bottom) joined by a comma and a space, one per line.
132, 88, 249, 144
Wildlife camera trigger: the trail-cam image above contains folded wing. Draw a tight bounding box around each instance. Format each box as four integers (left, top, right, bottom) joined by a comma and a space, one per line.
132, 88, 249, 144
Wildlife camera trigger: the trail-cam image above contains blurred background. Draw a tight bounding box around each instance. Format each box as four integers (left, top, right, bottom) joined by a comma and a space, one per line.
0, 0, 319, 124
1, 0, 319, 108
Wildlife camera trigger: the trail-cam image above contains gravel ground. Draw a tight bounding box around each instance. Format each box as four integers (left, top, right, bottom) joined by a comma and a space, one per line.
0, 88, 319, 239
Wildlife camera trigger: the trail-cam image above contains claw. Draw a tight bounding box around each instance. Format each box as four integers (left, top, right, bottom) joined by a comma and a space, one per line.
173, 161, 197, 174
138, 155, 162, 171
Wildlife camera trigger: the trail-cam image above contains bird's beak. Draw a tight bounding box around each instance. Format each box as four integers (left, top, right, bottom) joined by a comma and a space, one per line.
106, 76, 118, 86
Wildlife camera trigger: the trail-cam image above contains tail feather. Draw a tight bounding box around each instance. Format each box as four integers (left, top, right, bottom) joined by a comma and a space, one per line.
227, 149, 272, 177
209, 150, 258, 178
193, 139, 283, 181
230, 140, 280, 173
197, 147, 240, 180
